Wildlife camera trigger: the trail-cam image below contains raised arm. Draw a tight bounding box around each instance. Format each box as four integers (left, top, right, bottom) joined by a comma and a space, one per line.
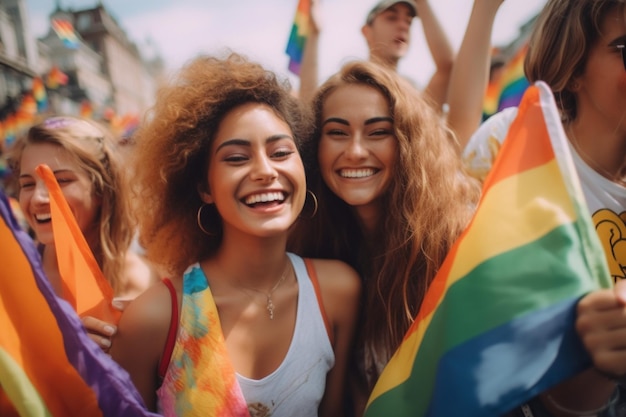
298, 0, 321, 104
446, 0, 504, 151
415, 0, 455, 112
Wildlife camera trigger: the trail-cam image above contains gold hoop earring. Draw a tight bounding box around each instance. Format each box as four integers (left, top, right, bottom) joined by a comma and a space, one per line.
305, 190, 318, 219
197, 204, 216, 236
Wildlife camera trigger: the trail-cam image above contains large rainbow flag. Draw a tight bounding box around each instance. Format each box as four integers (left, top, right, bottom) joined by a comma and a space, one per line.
0, 190, 159, 416
285, 0, 311, 76
364, 81, 612, 416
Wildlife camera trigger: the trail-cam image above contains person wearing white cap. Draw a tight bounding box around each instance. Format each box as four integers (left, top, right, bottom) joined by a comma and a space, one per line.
298, 0, 454, 112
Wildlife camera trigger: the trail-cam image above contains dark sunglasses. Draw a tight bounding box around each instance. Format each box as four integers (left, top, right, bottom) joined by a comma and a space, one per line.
618, 44, 626, 71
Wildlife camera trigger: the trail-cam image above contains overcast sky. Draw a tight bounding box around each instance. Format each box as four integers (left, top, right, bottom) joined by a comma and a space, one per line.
26, 0, 547, 89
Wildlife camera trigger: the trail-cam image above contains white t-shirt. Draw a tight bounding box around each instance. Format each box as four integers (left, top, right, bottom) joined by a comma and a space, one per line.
462, 108, 626, 282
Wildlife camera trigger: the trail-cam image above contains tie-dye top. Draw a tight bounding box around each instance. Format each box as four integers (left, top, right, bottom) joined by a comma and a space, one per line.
156, 264, 250, 417
156, 253, 334, 417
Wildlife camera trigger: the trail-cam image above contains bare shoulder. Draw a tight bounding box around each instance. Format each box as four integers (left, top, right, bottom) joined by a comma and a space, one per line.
118, 249, 160, 299
110, 278, 179, 408
113, 279, 177, 347
307, 258, 361, 300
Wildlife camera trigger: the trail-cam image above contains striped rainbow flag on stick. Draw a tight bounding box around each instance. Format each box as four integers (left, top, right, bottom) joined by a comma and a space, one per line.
364, 81, 612, 417
285, 0, 311, 76
0, 191, 159, 416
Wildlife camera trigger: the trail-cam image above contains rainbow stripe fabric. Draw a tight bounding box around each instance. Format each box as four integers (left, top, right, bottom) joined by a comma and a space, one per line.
285, 0, 311, 76
52, 18, 80, 49
46, 66, 69, 89
32, 77, 48, 113
483, 44, 530, 120
0, 190, 158, 416
2, 114, 16, 146
364, 81, 612, 417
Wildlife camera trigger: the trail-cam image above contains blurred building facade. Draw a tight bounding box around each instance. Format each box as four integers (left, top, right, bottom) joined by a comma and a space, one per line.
0, 0, 164, 141
0, 0, 38, 115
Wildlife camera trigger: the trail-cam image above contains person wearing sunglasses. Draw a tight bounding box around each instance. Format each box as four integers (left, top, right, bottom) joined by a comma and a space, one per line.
460, 1, 626, 415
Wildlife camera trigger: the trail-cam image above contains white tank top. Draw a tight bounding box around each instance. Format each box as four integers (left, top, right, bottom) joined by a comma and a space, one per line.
235, 253, 335, 417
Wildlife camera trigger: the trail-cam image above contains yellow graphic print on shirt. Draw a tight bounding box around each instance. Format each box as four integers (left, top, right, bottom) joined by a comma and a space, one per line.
593, 209, 626, 283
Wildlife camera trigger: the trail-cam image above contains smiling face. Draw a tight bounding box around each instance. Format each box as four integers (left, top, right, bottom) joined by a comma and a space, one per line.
318, 84, 397, 227
363, 2, 415, 66
18, 142, 100, 246
202, 102, 306, 239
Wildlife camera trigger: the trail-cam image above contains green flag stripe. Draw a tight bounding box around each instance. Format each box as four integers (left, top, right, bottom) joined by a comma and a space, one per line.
0, 348, 52, 417
371, 221, 597, 414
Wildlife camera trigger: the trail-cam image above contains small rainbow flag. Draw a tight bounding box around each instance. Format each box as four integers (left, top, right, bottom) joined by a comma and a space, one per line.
120, 113, 140, 139
15, 95, 36, 134
80, 100, 94, 119
482, 79, 501, 119
0, 190, 159, 416
32, 77, 48, 113
483, 43, 530, 120
52, 18, 80, 49
18, 93, 37, 118
364, 81, 611, 417
46, 65, 69, 89
3, 114, 17, 147
285, 0, 311, 76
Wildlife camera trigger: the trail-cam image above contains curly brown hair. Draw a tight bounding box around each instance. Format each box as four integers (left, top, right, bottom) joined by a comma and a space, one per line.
132, 53, 312, 276
290, 60, 481, 388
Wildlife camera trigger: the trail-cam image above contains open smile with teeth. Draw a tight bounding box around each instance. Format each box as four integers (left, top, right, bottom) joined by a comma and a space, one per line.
244, 191, 286, 206
339, 168, 377, 178
35, 213, 52, 223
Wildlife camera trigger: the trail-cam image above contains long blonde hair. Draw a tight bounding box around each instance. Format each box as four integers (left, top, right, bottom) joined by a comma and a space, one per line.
9, 116, 133, 292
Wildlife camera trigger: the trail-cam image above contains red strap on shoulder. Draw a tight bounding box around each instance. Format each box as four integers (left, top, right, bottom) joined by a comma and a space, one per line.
304, 258, 333, 345
158, 278, 179, 378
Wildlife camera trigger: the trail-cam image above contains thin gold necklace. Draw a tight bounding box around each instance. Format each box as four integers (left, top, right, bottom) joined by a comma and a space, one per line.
237, 262, 291, 320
